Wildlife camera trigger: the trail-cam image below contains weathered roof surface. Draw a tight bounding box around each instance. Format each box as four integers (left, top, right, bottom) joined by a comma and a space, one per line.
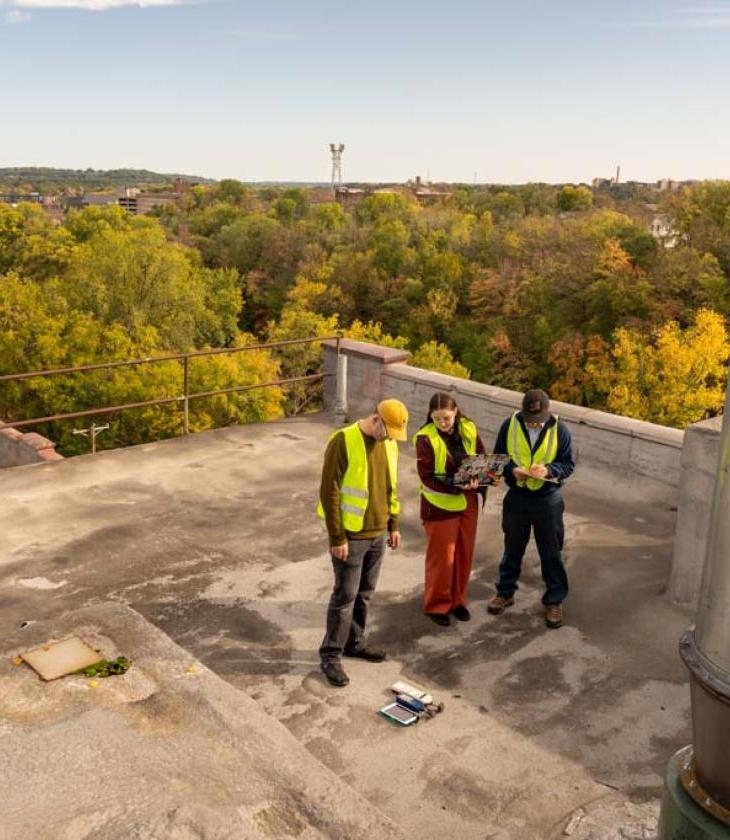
0, 603, 405, 840
0, 415, 692, 838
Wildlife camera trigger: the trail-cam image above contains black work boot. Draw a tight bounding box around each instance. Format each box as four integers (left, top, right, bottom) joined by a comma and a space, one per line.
321, 661, 350, 687
343, 647, 387, 662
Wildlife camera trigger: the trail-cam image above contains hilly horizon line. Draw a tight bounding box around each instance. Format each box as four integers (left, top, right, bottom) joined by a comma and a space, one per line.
0, 166, 710, 189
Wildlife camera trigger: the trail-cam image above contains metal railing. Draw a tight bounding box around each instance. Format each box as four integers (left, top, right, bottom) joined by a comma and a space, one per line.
0, 334, 340, 437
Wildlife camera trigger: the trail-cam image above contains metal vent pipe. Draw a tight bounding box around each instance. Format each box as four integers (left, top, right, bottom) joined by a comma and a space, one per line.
678, 373, 730, 821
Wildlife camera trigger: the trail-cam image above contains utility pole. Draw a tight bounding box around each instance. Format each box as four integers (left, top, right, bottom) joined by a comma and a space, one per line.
72, 422, 109, 455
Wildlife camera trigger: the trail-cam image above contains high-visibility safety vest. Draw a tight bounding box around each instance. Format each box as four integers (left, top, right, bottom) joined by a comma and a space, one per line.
507, 412, 559, 491
316, 422, 400, 533
413, 418, 478, 512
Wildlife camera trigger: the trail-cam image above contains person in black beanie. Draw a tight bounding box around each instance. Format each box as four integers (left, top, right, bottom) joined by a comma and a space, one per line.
488, 389, 574, 628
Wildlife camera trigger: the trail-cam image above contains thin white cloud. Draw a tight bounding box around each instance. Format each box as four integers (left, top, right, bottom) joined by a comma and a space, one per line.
1, 0, 184, 9
630, 4, 730, 29
3, 8, 30, 21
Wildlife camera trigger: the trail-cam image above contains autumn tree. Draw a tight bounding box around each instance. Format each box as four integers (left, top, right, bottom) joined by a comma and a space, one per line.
557, 185, 593, 212
409, 341, 469, 378
548, 333, 611, 407
0, 270, 282, 454
60, 225, 212, 350
0, 203, 74, 280
582, 238, 653, 337
664, 181, 730, 274
595, 309, 729, 428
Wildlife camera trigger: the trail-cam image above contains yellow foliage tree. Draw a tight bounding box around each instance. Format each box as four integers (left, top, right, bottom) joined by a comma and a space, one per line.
409, 341, 469, 379
268, 290, 410, 412
342, 319, 408, 349
593, 309, 729, 428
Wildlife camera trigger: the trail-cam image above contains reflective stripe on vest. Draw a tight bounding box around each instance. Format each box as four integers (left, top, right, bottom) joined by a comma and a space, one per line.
413, 418, 478, 512
507, 413, 559, 491
316, 423, 399, 532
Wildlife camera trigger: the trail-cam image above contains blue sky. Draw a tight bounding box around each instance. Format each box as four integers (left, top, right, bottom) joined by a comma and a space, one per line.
1, 0, 729, 183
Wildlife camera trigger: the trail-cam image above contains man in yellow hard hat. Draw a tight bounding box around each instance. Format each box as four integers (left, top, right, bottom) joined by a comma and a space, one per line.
317, 398, 408, 687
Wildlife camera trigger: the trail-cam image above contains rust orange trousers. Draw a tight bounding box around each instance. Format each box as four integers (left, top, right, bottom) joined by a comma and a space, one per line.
422, 493, 479, 614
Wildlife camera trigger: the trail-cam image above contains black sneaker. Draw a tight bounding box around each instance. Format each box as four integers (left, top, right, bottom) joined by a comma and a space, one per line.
426, 613, 451, 627
321, 661, 349, 687
343, 646, 387, 662
452, 605, 471, 622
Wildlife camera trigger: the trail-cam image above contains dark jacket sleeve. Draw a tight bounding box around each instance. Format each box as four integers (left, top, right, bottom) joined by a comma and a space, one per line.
319, 432, 348, 545
547, 422, 575, 482
415, 436, 462, 495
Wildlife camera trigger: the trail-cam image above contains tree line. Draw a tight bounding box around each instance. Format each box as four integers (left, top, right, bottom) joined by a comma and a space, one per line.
0, 167, 213, 194
1, 179, 729, 453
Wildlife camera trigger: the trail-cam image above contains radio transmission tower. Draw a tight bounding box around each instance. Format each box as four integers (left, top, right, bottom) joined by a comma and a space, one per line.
329, 143, 345, 188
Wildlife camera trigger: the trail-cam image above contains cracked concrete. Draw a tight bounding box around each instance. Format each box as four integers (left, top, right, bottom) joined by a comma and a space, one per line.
0, 415, 693, 838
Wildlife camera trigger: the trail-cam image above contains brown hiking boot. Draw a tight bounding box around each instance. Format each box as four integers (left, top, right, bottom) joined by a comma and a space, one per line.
487, 595, 514, 615
545, 603, 564, 629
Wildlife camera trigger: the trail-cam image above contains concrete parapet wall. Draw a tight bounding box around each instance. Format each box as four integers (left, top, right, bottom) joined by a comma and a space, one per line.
323, 338, 412, 419
325, 340, 684, 506
668, 416, 721, 608
0, 423, 63, 468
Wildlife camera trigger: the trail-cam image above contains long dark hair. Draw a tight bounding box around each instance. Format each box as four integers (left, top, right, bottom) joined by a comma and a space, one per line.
421, 392, 464, 429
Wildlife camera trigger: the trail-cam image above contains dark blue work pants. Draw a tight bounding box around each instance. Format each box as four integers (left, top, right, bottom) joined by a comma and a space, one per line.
496, 489, 568, 605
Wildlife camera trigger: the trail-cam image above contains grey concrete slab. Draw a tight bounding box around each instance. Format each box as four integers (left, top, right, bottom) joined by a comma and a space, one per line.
0, 415, 693, 839
0, 602, 404, 840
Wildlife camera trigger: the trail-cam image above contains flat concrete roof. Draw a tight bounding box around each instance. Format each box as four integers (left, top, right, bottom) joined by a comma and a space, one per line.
0, 415, 692, 838
1, 603, 404, 840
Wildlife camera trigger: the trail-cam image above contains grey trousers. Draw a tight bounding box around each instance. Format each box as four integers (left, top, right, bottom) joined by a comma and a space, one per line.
319, 535, 386, 665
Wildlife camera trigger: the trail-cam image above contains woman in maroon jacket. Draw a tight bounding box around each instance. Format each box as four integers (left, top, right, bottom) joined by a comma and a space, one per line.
414, 393, 485, 626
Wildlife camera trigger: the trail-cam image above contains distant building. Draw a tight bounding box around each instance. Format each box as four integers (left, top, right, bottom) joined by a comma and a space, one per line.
591, 177, 613, 189
414, 187, 451, 204
62, 188, 181, 215
308, 187, 339, 205
333, 182, 447, 207
0, 192, 43, 205
0, 191, 64, 223
651, 213, 679, 248
333, 185, 367, 206
118, 192, 178, 215
63, 194, 118, 210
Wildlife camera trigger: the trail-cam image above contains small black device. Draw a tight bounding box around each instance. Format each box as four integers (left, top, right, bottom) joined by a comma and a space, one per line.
395, 693, 425, 713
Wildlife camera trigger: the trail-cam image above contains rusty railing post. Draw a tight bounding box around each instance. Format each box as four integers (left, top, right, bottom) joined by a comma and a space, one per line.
183, 354, 190, 435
